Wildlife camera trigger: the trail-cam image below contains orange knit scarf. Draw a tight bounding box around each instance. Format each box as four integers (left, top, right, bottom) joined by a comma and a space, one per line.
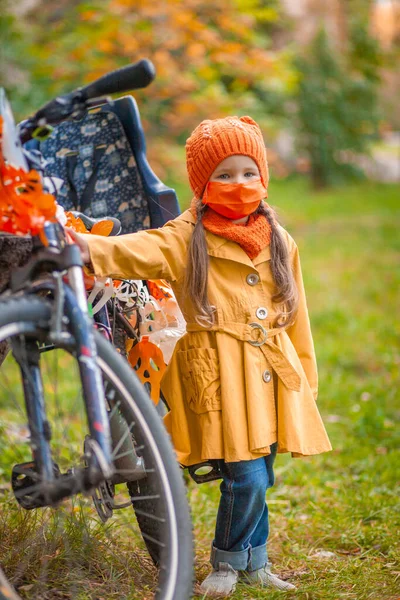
190, 199, 272, 260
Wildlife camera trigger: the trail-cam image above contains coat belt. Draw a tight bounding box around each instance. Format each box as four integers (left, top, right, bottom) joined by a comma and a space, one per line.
185, 321, 301, 392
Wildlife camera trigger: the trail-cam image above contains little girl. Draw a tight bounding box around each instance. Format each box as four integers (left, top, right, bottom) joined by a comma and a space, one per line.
69, 116, 332, 597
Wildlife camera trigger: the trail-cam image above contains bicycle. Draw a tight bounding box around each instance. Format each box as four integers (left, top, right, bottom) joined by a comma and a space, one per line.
0, 61, 193, 600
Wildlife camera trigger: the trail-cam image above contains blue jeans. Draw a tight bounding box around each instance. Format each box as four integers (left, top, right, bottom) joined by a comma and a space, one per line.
211, 442, 278, 572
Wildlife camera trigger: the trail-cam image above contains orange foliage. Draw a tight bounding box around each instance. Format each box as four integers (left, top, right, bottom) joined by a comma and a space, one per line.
0, 117, 57, 236
65, 212, 89, 233
34, 0, 286, 141
19, 0, 291, 180
65, 212, 115, 237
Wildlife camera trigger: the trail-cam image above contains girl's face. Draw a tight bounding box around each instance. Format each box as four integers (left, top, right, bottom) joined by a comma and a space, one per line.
209, 155, 260, 185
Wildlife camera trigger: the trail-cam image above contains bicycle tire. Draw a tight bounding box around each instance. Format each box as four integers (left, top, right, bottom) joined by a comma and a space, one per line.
110, 308, 172, 563
0, 295, 193, 600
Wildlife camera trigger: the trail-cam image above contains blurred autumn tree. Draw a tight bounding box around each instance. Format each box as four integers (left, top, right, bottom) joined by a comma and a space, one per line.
1, 0, 295, 180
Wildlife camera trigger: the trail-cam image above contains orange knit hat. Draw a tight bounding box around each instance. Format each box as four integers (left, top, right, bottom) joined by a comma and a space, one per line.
186, 116, 269, 198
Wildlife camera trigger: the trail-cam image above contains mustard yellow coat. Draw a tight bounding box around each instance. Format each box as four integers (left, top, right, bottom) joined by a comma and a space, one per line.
85, 209, 332, 465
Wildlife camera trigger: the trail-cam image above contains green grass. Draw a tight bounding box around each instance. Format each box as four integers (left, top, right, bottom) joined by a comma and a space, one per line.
1, 177, 399, 599
179, 177, 400, 600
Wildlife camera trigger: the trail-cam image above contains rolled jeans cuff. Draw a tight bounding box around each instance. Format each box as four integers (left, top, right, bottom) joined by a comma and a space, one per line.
211, 542, 268, 572
247, 543, 269, 572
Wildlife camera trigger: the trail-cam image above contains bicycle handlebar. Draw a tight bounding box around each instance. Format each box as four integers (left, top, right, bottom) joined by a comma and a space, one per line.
19, 59, 155, 144
81, 59, 155, 99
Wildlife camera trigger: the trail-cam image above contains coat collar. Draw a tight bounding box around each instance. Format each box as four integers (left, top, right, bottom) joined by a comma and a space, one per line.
176, 209, 271, 267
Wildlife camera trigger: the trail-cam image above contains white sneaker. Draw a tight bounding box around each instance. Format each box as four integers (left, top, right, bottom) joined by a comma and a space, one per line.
241, 564, 297, 591
199, 562, 239, 598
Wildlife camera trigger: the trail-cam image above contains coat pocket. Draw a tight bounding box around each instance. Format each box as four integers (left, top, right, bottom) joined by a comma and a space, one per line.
178, 348, 221, 414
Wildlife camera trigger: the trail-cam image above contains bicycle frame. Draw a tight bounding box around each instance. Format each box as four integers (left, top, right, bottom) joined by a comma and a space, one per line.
8, 221, 116, 507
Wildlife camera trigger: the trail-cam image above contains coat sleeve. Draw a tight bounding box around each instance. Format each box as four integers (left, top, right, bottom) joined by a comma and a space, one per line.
84, 217, 193, 282
285, 239, 319, 401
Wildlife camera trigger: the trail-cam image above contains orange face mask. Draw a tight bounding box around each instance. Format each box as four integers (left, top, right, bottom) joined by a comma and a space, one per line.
202, 179, 267, 219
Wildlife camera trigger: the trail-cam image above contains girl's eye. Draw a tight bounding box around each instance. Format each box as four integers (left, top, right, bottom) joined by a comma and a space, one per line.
245, 172, 256, 178
217, 173, 229, 179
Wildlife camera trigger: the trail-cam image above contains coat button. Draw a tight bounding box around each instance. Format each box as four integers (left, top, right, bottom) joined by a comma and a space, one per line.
256, 307, 268, 320
262, 369, 272, 383
246, 273, 259, 286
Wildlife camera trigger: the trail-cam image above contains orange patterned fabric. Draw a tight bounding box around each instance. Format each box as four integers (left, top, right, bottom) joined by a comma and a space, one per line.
191, 198, 271, 260
186, 116, 269, 198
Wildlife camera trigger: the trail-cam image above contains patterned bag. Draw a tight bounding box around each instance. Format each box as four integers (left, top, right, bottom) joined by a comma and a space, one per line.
40, 110, 150, 234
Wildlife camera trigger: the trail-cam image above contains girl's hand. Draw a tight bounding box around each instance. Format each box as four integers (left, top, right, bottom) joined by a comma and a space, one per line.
65, 227, 91, 264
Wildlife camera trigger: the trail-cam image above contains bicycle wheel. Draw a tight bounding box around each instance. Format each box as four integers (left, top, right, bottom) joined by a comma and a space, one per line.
0, 296, 193, 600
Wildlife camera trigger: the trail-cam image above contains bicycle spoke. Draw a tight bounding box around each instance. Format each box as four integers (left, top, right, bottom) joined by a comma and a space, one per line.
131, 509, 166, 524
111, 421, 135, 458
129, 494, 160, 502
113, 448, 138, 461
140, 532, 166, 548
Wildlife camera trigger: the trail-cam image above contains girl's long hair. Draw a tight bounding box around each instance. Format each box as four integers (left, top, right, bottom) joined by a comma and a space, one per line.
184, 201, 215, 327
184, 199, 299, 328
